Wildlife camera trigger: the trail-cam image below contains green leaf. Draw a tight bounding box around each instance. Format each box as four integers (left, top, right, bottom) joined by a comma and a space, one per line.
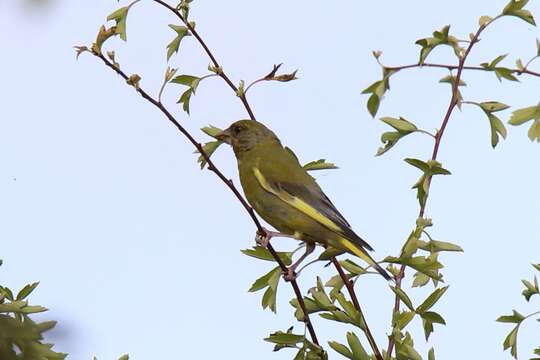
367, 93, 380, 118
118, 355, 129, 360
528, 120, 540, 142
335, 293, 364, 328
479, 101, 510, 112
177, 88, 193, 114
107, 2, 137, 42
346, 332, 370, 360
261, 268, 281, 313
265, 331, 305, 345
416, 286, 449, 313
196, 141, 222, 169
508, 105, 540, 125
385, 255, 444, 281
521, 277, 539, 301
328, 341, 353, 359
439, 75, 467, 87
167, 25, 191, 61
16, 282, 39, 301
533, 263, 540, 272
488, 113, 507, 148
201, 125, 223, 138
502, 325, 519, 358
405, 159, 451, 207
241, 246, 293, 266
421, 311, 446, 324
419, 239, 463, 253
420, 311, 446, 340
339, 259, 367, 276
497, 310, 525, 323
377, 117, 419, 155
508, 104, 540, 142
249, 266, 281, 292
302, 159, 339, 171
92, 26, 117, 55
415, 25, 461, 64
171, 75, 201, 93
502, 0, 536, 25
428, 347, 435, 360
381, 117, 418, 133
390, 286, 415, 311
481, 55, 520, 82
394, 311, 416, 329
362, 69, 393, 117
412, 271, 430, 287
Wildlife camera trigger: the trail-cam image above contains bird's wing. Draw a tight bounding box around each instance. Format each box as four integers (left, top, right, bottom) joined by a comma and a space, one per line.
252, 166, 374, 251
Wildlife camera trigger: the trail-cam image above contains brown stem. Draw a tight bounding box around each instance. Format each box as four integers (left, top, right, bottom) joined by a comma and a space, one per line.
151, 0, 257, 121
332, 258, 383, 360
385, 62, 540, 78
91, 52, 319, 346
385, 18, 499, 359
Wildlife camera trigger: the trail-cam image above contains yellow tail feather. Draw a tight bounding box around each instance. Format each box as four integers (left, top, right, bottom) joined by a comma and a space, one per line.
340, 238, 392, 281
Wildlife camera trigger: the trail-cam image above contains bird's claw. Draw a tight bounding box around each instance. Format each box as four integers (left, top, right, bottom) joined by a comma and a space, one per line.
282, 268, 297, 282
255, 230, 269, 248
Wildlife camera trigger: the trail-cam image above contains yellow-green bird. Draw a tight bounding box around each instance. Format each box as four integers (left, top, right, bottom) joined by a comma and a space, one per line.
216, 120, 391, 281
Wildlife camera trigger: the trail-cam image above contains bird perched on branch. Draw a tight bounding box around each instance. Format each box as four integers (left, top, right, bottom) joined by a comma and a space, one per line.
216, 120, 390, 281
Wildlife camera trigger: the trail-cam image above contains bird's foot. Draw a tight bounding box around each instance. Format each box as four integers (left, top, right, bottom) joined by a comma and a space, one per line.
255, 229, 270, 248
282, 268, 297, 282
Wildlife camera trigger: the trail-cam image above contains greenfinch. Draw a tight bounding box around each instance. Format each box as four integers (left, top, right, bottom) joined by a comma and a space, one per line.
216, 120, 390, 281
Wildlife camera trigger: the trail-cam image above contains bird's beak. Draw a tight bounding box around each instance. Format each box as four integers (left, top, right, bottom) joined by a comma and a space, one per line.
215, 129, 232, 144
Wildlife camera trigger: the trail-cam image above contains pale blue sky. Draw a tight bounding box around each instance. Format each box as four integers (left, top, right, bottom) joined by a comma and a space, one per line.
1, 1, 539, 359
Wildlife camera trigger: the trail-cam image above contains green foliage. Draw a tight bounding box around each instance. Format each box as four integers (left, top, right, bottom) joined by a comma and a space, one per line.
480, 54, 519, 82
242, 246, 295, 313
81, 1, 540, 359
497, 264, 540, 359
265, 327, 327, 359
405, 159, 451, 208
0, 261, 66, 360
467, 101, 510, 147
376, 117, 419, 156
106, 0, 139, 41
502, 0, 536, 25
167, 24, 191, 61
508, 104, 540, 142
302, 159, 339, 171
415, 25, 461, 64
328, 332, 369, 360
361, 68, 395, 117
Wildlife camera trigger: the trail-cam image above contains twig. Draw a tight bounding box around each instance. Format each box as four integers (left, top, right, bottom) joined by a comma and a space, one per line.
151, 0, 257, 121
90, 48, 320, 346
385, 16, 503, 359
332, 258, 383, 360
385, 62, 540, 78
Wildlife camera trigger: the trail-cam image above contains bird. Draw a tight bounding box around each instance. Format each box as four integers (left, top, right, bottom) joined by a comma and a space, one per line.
216, 120, 391, 281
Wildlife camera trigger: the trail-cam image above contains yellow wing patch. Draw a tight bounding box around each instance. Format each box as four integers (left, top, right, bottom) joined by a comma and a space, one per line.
253, 167, 342, 233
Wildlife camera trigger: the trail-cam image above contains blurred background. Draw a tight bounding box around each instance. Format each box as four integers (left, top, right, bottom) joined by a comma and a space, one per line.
1, 0, 539, 359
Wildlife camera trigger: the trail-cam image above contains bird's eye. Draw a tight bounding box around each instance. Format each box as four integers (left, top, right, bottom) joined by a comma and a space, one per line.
232, 125, 243, 135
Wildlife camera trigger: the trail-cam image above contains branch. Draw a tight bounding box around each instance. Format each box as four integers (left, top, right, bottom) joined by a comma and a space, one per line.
151, 0, 257, 121
89, 48, 320, 346
332, 258, 383, 360
385, 16, 502, 359
385, 62, 540, 78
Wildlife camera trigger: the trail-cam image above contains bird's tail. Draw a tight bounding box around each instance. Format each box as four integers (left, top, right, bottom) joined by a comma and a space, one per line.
340, 238, 392, 281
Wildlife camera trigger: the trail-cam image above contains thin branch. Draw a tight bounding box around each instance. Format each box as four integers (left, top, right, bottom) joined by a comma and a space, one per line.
151, 0, 257, 121
385, 62, 540, 78
332, 258, 383, 360
385, 16, 503, 359
90, 51, 319, 346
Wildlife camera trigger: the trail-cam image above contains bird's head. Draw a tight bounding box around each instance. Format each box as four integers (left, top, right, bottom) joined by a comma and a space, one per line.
216, 120, 279, 153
